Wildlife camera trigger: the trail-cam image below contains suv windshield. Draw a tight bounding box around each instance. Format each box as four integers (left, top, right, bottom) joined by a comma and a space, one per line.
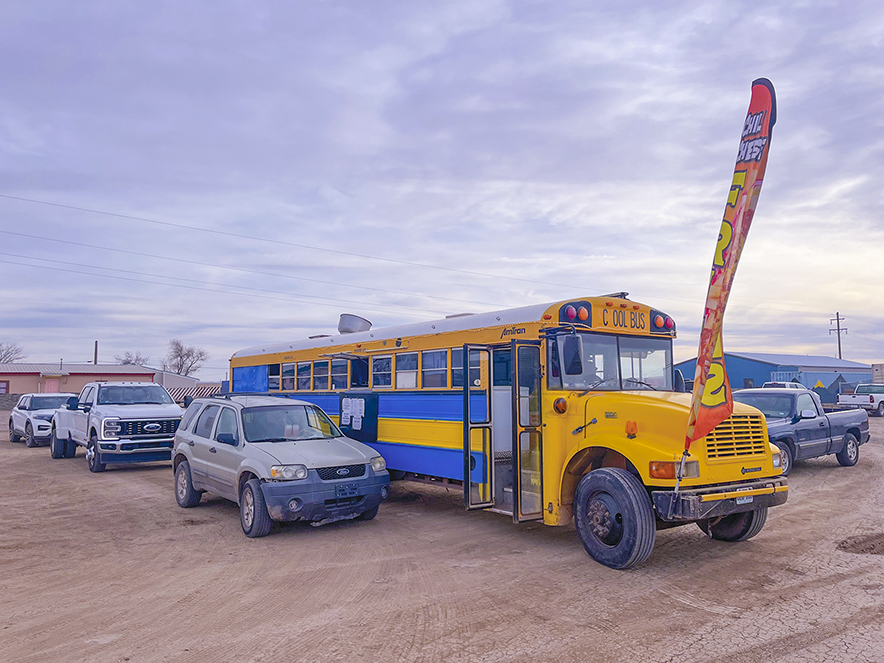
733, 393, 793, 419
548, 333, 673, 391
242, 404, 342, 442
97, 385, 174, 405
30, 396, 71, 410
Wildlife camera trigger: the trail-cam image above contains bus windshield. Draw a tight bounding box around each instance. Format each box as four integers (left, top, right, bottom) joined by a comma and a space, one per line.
549, 333, 673, 391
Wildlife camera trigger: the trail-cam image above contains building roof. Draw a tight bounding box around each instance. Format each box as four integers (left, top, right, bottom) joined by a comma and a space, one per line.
727, 352, 870, 370
0, 363, 157, 376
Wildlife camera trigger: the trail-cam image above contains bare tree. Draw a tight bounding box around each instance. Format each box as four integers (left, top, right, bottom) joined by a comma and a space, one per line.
0, 342, 27, 363
115, 351, 150, 366
162, 339, 208, 376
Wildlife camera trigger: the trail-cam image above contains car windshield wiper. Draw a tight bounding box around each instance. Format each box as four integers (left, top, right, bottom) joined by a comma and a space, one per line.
579, 377, 617, 397
249, 437, 294, 443
624, 378, 657, 390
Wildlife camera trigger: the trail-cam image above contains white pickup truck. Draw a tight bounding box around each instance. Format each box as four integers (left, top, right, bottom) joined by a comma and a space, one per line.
837, 384, 884, 417
51, 382, 184, 472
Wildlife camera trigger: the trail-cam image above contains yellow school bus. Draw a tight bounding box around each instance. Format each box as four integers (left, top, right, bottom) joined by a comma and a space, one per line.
230, 293, 787, 568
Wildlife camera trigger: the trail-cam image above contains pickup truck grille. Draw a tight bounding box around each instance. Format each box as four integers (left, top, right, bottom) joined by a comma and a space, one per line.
117, 419, 180, 437
316, 464, 366, 480
705, 414, 768, 460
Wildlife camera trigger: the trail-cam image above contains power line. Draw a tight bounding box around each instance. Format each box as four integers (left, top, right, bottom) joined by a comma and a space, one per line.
0, 229, 501, 309
0, 192, 582, 289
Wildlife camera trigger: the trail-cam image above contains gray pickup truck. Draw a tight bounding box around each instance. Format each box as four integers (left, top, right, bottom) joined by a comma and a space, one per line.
733, 388, 869, 476
172, 394, 390, 537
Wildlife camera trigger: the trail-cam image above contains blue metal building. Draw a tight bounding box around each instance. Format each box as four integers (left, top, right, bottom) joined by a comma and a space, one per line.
674, 352, 872, 404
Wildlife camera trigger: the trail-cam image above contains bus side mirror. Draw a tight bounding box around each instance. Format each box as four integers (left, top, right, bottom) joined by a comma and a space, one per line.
562, 335, 584, 375
674, 369, 686, 393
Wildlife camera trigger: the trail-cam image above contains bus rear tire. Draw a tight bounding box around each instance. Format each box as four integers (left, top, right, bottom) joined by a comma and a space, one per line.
698, 507, 767, 542
574, 468, 656, 569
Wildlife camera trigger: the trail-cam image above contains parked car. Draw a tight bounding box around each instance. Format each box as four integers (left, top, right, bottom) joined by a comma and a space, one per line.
837, 384, 884, 417
50, 382, 183, 471
733, 388, 869, 476
172, 394, 390, 537
8, 393, 76, 448
761, 381, 806, 389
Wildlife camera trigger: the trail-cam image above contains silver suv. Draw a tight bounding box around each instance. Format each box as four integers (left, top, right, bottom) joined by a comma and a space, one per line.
171, 395, 390, 537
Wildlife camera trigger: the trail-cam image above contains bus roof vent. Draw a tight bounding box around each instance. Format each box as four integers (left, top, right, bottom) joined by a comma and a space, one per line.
602, 291, 629, 299
445, 313, 475, 319
338, 314, 372, 334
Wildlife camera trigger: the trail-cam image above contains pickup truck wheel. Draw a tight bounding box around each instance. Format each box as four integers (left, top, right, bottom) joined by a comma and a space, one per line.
355, 505, 379, 521
573, 468, 656, 569
9, 420, 21, 442
776, 442, 793, 477
86, 436, 106, 473
50, 428, 66, 459
698, 507, 768, 542
836, 433, 859, 467
175, 460, 202, 508
64, 437, 77, 458
25, 423, 38, 448
240, 479, 272, 538
876, 402, 884, 417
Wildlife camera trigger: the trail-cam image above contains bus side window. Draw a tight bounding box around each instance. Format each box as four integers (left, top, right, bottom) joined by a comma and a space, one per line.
331, 359, 348, 390
313, 361, 330, 390
548, 340, 562, 389
350, 358, 369, 388
282, 363, 295, 390
268, 364, 281, 390
372, 356, 392, 388
396, 353, 418, 389
296, 362, 311, 390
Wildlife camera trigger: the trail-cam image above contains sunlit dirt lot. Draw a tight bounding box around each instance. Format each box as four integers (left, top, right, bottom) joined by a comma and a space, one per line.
1, 413, 882, 663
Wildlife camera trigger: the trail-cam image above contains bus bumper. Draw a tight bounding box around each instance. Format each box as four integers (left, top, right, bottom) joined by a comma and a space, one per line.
652, 477, 788, 522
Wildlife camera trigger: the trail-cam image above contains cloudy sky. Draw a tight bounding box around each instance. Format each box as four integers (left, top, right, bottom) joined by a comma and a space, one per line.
1, 1, 881, 381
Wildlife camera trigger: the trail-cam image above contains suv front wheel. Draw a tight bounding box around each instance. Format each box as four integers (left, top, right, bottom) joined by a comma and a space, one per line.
240, 479, 272, 538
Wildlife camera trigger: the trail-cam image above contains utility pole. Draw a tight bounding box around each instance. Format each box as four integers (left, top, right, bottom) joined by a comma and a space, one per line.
829, 313, 847, 359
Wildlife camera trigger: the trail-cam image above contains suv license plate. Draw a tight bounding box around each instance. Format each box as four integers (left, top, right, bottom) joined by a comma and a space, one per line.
336, 483, 359, 498
735, 495, 754, 505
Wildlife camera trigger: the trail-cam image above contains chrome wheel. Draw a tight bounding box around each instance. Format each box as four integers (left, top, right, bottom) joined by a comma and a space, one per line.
242, 487, 255, 529
845, 439, 858, 463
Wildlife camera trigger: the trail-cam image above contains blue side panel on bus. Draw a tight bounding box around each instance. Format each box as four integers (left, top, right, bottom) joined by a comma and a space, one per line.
377, 392, 487, 421
285, 393, 341, 416
366, 440, 486, 483
232, 366, 268, 393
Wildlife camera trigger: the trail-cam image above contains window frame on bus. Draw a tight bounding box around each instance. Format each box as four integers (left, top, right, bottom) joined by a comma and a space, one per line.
313, 360, 330, 391
421, 349, 448, 389
395, 352, 419, 389
282, 362, 296, 391
330, 359, 348, 390
296, 361, 312, 391
268, 363, 281, 391
372, 355, 392, 389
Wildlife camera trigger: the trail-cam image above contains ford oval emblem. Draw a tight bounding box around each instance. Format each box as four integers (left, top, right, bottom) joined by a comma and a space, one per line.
336, 468, 350, 476
144, 423, 161, 432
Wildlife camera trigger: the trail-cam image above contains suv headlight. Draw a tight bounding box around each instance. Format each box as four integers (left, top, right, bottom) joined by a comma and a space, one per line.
102, 417, 122, 438
270, 465, 309, 480
370, 456, 386, 472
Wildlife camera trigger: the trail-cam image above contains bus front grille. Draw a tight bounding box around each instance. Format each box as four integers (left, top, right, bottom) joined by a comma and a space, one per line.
705, 414, 768, 460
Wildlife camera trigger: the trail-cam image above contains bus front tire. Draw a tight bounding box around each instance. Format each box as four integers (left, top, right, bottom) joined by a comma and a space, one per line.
574, 468, 656, 570
698, 507, 767, 542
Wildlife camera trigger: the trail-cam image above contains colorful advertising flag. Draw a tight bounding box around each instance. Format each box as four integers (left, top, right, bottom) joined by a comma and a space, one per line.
685, 78, 777, 450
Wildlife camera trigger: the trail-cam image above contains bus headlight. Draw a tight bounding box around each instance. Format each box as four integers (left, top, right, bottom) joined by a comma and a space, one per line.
270, 465, 308, 480
772, 452, 782, 469
370, 456, 386, 472
649, 460, 699, 480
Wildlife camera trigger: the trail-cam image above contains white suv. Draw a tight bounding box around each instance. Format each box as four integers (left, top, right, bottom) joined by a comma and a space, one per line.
9, 393, 76, 448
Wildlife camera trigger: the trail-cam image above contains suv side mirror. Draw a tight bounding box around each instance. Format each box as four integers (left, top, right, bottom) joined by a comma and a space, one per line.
66, 397, 78, 411
216, 433, 237, 446
799, 409, 816, 419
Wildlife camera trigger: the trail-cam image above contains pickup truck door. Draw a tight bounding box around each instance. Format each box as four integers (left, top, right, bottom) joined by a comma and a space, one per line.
72, 387, 95, 444
204, 406, 242, 502
793, 392, 829, 459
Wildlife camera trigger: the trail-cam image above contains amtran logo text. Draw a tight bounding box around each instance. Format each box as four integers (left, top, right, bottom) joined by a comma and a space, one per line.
500, 326, 527, 339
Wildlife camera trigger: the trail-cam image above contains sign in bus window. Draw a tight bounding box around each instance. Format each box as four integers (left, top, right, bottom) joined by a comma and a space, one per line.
396, 353, 418, 389
422, 350, 447, 388
296, 362, 311, 390
372, 356, 392, 388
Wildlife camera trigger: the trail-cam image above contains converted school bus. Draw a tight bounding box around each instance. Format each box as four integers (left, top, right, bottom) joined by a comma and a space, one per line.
229, 294, 787, 568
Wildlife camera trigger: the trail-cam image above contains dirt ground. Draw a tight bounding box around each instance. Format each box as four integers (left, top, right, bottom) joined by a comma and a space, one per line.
1, 413, 882, 663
